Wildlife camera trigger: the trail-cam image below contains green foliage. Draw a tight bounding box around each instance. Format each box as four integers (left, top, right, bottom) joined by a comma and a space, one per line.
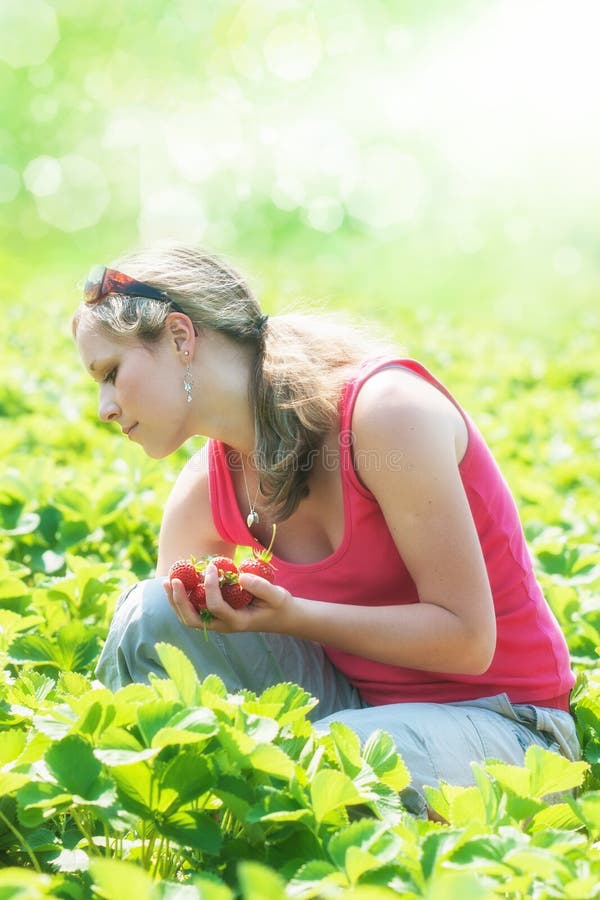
1, 286, 599, 895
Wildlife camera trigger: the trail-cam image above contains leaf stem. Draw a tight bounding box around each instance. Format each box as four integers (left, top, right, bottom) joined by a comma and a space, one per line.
0, 808, 41, 873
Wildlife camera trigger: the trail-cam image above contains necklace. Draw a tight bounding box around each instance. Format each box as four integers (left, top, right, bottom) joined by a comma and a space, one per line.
241, 456, 261, 528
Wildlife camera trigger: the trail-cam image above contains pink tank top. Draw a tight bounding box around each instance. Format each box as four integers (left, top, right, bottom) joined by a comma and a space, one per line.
208, 358, 574, 710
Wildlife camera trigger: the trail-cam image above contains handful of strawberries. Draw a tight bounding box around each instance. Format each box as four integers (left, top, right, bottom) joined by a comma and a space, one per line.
168, 527, 276, 622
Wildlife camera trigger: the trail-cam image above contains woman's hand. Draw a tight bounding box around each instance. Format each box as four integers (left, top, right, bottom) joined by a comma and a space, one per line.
164, 563, 297, 634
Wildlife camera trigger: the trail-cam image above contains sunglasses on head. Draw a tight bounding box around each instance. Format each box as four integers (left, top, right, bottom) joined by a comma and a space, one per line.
83, 265, 187, 314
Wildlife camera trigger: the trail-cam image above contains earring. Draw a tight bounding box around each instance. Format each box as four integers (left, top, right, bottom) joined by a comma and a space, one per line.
183, 351, 193, 403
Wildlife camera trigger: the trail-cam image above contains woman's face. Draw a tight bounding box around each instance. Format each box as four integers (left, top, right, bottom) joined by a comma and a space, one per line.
76, 319, 192, 458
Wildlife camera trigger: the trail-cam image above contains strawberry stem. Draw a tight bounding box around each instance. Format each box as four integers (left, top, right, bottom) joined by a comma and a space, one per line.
266, 523, 277, 555
254, 523, 277, 562
200, 608, 213, 642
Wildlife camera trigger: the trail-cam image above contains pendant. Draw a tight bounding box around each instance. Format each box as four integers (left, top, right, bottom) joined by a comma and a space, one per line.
247, 510, 259, 528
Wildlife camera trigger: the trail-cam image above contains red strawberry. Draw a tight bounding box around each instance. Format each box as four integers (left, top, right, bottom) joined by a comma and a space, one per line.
205, 555, 253, 608
238, 556, 276, 583
188, 581, 207, 611
238, 525, 277, 590
168, 559, 202, 593
188, 579, 213, 639
209, 556, 238, 578
221, 582, 254, 609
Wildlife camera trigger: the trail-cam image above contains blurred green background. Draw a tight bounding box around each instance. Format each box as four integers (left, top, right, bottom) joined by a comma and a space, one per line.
1, 0, 599, 339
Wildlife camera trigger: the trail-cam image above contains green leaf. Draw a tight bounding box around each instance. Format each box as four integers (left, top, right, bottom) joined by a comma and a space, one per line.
327, 819, 396, 869
155, 641, 200, 706
345, 846, 382, 883
569, 791, 600, 838
247, 787, 310, 825
45, 734, 104, 799
237, 861, 287, 900
446, 785, 487, 827
160, 750, 214, 807
0, 770, 30, 795
0, 868, 57, 897
13, 670, 57, 704
362, 730, 410, 792
0, 511, 40, 536
506, 846, 572, 881
424, 869, 497, 900
525, 744, 589, 798
200, 673, 228, 699
151, 706, 219, 749
90, 858, 154, 900
259, 682, 318, 724
17, 781, 74, 826
0, 582, 30, 611
249, 743, 295, 780
57, 670, 92, 698
527, 803, 580, 834
219, 723, 259, 760
483, 760, 532, 797
110, 762, 155, 818
11, 623, 99, 672
240, 711, 279, 743
287, 860, 342, 895
94, 746, 161, 767
215, 774, 256, 820
157, 809, 222, 854
0, 727, 27, 765
137, 700, 182, 747
329, 721, 363, 775
420, 829, 468, 880
310, 769, 363, 823
178, 875, 233, 900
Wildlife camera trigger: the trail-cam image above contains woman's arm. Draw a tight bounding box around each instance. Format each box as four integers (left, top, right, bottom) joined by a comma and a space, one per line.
156, 443, 236, 576
317, 367, 497, 674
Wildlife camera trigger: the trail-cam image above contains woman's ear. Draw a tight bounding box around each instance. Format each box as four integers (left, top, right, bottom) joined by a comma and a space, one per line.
165, 312, 197, 355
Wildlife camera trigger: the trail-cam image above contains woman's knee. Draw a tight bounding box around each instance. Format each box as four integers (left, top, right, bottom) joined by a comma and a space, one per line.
97, 577, 187, 689
116, 577, 179, 639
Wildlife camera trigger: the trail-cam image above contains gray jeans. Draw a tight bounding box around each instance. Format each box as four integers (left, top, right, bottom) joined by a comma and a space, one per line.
97, 578, 580, 816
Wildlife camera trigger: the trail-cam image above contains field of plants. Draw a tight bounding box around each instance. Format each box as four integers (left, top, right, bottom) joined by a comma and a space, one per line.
1, 291, 599, 898
3, 1, 600, 896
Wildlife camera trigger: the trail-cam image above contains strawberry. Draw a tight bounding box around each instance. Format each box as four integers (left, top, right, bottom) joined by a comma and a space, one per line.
168, 559, 202, 593
221, 582, 254, 609
188, 578, 213, 640
238, 525, 277, 589
238, 556, 276, 583
188, 581, 207, 611
209, 556, 238, 578
206, 556, 253, 610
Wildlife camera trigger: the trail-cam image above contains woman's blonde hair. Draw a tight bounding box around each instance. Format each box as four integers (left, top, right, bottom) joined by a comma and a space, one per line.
73, 243, 394, 520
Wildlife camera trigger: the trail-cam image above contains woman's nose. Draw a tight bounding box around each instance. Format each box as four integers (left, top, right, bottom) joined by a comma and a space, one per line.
98, 386, 121, 422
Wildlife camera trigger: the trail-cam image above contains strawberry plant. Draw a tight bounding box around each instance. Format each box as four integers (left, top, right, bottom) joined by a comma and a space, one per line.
1, 261, 599, 896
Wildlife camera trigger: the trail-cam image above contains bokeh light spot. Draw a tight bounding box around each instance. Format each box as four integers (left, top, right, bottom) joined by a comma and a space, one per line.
304, 196, 344, 233
553, 246, 582, 277
0, 0, 59, 68
139, 189, 207, 244
23, 156, 62, 197
346, 146, 427, 229
30, 94, 59, 123
0, 165, 20, 203
33, 155, 109, 232
263, 21, 322, 82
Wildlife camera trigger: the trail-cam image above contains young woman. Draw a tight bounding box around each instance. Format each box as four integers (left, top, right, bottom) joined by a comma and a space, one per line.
73, 243, 579, 817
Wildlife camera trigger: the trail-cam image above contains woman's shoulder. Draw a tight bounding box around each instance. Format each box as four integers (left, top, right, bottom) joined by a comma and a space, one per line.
352, 360, 456, 420
350, 361, 468, 461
